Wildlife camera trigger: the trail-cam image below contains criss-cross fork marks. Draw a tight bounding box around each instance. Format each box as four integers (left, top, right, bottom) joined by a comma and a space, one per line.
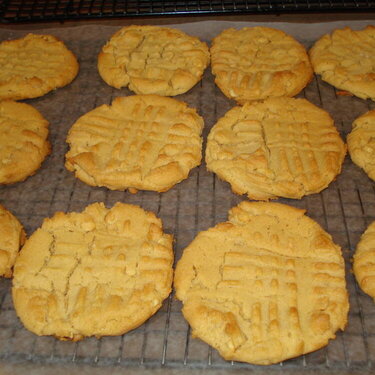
124, 32, 206, 78
0, 46, 64, 81
39, 230, 172, 313
217, 247, 347, 346
0, 107, 48, 154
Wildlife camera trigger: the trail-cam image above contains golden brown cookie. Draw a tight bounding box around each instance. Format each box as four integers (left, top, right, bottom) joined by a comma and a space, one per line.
309, 26, 375, 101
0, 204, 26, 278
12, 202, 173, 341
210, 27, 313, 104
0, 33, 79, 100
353, 221, 375, 301
205, 97, 346, 200
0, 100, 51, 184
175, 201, 349, 365
65, 95, 203, 192
98, 25, 210, 96
347, 110, 375, 180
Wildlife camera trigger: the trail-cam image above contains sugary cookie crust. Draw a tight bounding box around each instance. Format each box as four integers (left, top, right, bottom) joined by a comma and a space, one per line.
0, 33, 79, 100
309, 26, 375, 101
353, 221, 375, 301
210, 27, 313, 104
98, 25, 210, 96
205, 97, 346, 200
347, 110, 375, 180
12, 202, 173, 340
0, 205, 26, 278
65, 95, 204, 192
0, 100, 51, 184
175, 201, 349, 365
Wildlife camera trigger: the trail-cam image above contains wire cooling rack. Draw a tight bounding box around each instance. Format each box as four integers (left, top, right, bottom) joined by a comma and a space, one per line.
0, 23, 375, 373
1, 0, 375, 23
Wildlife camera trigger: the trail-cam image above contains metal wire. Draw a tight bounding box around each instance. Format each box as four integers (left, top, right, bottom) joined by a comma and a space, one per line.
1, 0, 375, 22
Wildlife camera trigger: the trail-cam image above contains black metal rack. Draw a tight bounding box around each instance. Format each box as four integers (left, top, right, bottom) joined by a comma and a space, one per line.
1, 0, 375, 23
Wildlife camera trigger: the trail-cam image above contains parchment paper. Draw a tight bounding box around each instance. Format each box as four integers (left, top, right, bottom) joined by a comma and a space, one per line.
0, 19, 374, 375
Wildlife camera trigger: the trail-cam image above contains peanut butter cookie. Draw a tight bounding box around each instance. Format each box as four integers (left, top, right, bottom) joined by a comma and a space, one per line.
0, 100, 50, 184
353, 221, 375, 301
347, 110, 375, 180
210, 27, 312, 104
205, 97, 346, 200
0, 204, 25, 278
175, 201, 349, 365
0, 33, 78, 100
65, 95, 203, 192
12, 202, 173, 340
98, 25, 209, 96
310, 26, 375, 101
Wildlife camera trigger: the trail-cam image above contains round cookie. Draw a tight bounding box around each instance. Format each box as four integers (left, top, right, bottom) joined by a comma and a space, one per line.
210, 27, 313, 104
98, 25, 210, 96
353, 221, 375, 301
0, 100, 51, 184
0, 205, 26, 278
12, 202, 174, 341
205, 97, 346, 200
65, 95, 204, 192
174, 201, 349, 365
309, 26, 375, 101
347, 110, 375, 180
0, 33, 79, 100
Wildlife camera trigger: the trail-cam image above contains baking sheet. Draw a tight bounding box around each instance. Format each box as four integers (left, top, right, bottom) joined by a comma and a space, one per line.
0, 20, 375, 374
